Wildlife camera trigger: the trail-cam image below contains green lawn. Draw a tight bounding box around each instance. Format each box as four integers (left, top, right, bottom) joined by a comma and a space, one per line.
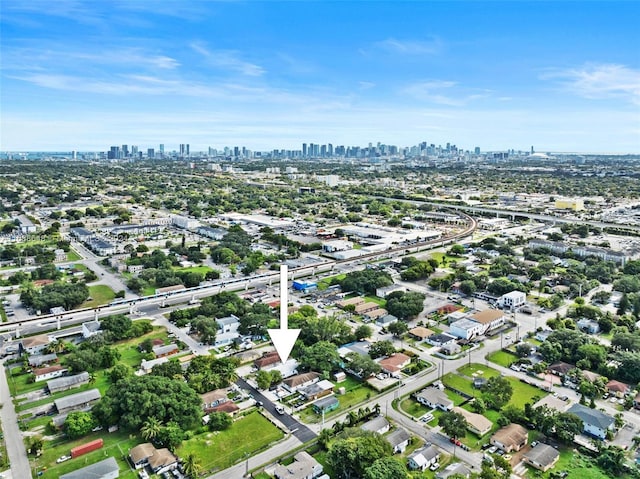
400, 397, 431, 418
363, 296, 386, 306
486, 350, 519, 368
299, 377, 376, 424
430, 252, 464, 265
81, 285, 116, 308
525, 447, 627, 479
177, 411, 283, 474
37, 429, 140, 479
65, 249, 82, 261
313, 450, 337, 478
173, 265, 214, 275
444, 363, 547, 409
8, 368, 45, 397
317, 274, 346, 291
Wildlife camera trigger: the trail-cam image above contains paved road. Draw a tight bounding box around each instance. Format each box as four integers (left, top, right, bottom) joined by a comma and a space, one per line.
236, 378, 317, 443
0, 359, 32, 479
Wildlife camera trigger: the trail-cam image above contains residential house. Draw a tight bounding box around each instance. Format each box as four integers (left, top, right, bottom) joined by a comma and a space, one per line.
533, 395, 570, 413
299, 380, 334, 400
34, 365, 68, 382
201, 389, 229, 412
468, 309, 506, 332
386, 428, 410, 453
152, 343, 179, 358
376, 284, 405, 298
312, 396, 339, 414
449, 318, 485, 340
408, 327, 434, 341
214, 315, 242, 347
55, 389, 101, 415
354, 302, 381, 315
407, 445, 440, 471
498, 291, 526, 311
129, 443, 178, 474
416, 388, 453, 411
138, 357, 169, 375
60, 457, 119, 479
197, 226, 227, 240
567, 403, 616, 440
336, 297, 365, 309
82, 320, 102, 338
548, 362, 575, 378
70, 227, 94, 241
255, 351, 281, 369
283, 372, 321, 393
576, 318, 601, 335
337, 341, 371, 358
273, 451, 324, 479
378, 353, 411, 377
535, 330, 553, 342
376, 314, 399, 327
361, 416, 390, 435
453, 407, 492, 436
127, 264, 144, 274
523, 444, 560, 472
20, 334, 51, 355
426, 333, 457, 347
47, 372, 90, 394
28, 353, 58, 367
490, 424, 528, 452
606, 379, 631, 398
363, 308, 387, 322
441, 342, 462, 356
54, 249, 67, 262
436, 463, 470, 479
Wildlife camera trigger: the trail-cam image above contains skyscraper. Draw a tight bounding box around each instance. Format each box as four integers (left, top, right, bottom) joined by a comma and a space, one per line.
302, 143, 307, 157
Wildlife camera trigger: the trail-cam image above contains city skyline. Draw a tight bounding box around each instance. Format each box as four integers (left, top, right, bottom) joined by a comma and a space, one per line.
1, 1, 639, 153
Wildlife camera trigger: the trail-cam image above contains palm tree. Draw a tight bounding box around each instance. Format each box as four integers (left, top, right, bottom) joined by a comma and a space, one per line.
141, 417, 162, 441
347, 410, 358, 427
373, 403, 381, 416
182, 452, 202, 478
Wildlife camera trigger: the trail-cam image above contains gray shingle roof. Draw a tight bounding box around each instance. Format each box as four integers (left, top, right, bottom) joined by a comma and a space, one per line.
59, 457, 118, 479
567, 403, 614, 430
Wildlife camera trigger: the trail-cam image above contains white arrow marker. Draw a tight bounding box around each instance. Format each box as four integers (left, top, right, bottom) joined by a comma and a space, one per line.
267, 264, 301, 364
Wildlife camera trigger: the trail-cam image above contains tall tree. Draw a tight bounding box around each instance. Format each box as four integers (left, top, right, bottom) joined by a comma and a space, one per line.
438, 411, 468, 439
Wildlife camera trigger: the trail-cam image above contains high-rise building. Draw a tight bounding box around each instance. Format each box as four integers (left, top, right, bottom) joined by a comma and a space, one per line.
186, 144, 190, 156
302, 143, 307, 157
159, 144, 165, 157
474, 147, 481, 155
328, 143, 333, 156
108, 146, 120, 159
121, 145, 129, 157
147, 148, 155, 158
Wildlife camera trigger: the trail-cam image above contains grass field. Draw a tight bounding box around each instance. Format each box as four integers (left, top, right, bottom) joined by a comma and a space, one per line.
38, 429, 140, 479
525, 447, 627, 479
65, 249, 82, 261
173, 265, 214, 275
430, 252, 464, 265
177, 411, 283, 474
444, 363, 548, 410
317, 274, 346, 291
486, 350, 519, 368
81, 285, 116, 308
400, 397, 432, 418
363, 295, 386, 306
299, 377, 376, 424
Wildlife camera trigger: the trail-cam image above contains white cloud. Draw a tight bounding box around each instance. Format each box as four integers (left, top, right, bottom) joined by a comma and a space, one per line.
542, 63, 640, 106
358, 81, 376, 90
373, 36, 443, 55
190, 42, 265, 77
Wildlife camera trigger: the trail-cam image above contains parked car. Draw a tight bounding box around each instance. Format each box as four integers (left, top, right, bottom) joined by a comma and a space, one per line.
56, 455, 71, 463
429, 463, 440, 471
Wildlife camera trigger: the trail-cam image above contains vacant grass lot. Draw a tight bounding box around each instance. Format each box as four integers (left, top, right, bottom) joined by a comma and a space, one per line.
525, 447, 628, 479
173, 265, 215, 275
444, 363, 547, 409
177, 411, 283, 474
486, 349, 519, 368
81, 285, 116, 308
38, 429, 139, 479
317, 274, 346, 291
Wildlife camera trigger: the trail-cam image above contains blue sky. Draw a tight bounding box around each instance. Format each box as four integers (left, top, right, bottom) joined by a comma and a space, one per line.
1, 1, 639, 153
